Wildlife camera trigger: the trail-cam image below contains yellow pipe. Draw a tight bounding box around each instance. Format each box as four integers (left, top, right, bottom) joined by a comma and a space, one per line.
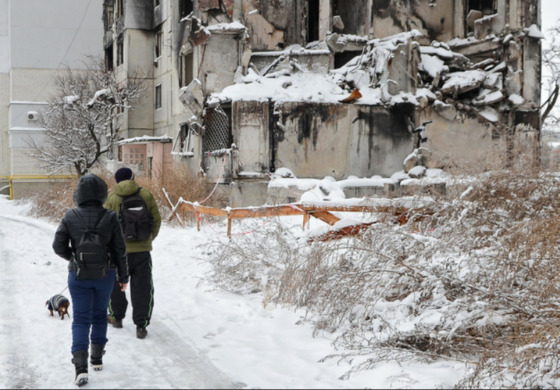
0, 175, 76, 200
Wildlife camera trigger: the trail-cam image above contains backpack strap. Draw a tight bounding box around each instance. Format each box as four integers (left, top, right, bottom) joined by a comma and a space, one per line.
119, 188, 144, 212
72, 210, 108, 232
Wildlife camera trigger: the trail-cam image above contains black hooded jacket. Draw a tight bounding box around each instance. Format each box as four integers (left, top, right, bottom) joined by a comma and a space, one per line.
52, 175, 129, 284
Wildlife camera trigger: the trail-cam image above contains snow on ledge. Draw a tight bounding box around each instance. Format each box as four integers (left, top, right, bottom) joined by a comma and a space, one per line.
525, 24, 545, 39
207, 21, 247, 32
118, 135, 173, 145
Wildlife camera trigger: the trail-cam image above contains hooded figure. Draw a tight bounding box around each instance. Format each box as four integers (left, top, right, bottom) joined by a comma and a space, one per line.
53, 174, 129, 387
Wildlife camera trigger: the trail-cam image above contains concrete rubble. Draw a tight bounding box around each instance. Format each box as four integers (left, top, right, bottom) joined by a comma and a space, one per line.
105, 0, 543, 207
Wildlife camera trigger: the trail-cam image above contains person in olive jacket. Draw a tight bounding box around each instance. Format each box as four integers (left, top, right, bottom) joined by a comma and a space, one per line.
105, 168, 162, 340
53, 174, 129, 386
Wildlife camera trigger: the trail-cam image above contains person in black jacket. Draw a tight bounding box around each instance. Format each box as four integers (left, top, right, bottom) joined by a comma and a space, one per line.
53, 174, 130, 387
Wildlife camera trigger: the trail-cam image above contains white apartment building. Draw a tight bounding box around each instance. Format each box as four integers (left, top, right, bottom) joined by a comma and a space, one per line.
0, 0, 103, 199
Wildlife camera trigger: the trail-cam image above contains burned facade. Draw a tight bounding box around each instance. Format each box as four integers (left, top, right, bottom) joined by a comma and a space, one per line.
103, 0, 542, 206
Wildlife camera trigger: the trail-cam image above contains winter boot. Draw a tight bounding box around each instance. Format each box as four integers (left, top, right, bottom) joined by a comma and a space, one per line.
90, 344, 106, 372
107, 315, 123, 329
136, 327, 148, 339
72, 350, 89, 387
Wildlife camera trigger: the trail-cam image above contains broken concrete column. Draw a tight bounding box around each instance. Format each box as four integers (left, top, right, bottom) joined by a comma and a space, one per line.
467, 10, 483, 31
179, 79, 204, 117
233, 0, 244, 22
387, 39, 419, 96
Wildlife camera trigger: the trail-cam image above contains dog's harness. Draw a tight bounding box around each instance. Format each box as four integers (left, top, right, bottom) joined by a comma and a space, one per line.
47, 294, 69, 311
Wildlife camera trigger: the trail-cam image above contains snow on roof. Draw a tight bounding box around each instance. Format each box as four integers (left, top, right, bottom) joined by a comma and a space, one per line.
118, 135, 173, 145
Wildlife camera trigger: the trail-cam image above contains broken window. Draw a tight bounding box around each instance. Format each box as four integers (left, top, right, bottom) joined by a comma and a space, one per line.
468, 0, 495, 14
203, 106, 231, 153
117, 0, 124, 18
155, 84, 162, 110
335, 51, 362, 69
179, 53, 194, 88
155, 29, 163, 59
466, 0, 495, 34
180, 0, 193, 19
181, 124, 195, 155
307, 0, 320, 43
105, 45, 114, 71
117, 40, 124, 66
172, 123, 197, 157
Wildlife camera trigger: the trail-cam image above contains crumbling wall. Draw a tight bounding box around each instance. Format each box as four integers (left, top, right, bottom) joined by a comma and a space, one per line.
333, 0, 371, 37
125, 0, 154, 30
199, 30, 244, 94
273, 102, 414, 179
416, 107, 498, 165
370, 0, 460, 43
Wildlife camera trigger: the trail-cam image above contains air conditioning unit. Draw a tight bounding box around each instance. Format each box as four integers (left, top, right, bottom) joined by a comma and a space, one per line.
27, 111, 39, 121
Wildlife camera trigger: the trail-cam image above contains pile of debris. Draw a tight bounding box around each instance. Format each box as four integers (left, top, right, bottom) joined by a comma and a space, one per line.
214, 25, 542, 129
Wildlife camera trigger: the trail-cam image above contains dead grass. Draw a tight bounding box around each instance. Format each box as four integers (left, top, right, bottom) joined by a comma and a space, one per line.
26, 163, 227, 225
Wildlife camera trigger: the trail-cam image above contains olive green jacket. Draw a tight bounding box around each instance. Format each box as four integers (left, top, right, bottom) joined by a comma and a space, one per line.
104, 180, 162, 253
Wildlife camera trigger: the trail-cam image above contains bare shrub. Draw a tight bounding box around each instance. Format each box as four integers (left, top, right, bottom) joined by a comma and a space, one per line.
25, 163, 226, 225
205, 143, 560, 388
136, 162, 227, 225
26, 178, 80, 222
204, 221, 300, 294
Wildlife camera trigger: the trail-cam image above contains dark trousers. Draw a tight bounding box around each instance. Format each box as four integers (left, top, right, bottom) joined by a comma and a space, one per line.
68, 270, 116, 354
109, 252, 154, 329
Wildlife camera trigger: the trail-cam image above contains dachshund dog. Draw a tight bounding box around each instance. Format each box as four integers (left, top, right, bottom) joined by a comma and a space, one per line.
46, 294, 70, 320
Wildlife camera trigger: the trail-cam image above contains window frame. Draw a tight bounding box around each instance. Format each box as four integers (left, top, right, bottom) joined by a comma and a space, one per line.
179, 52, 194, 88
155, 29, 163, 60
155, 84, 163, 110
117, 40, 124, 67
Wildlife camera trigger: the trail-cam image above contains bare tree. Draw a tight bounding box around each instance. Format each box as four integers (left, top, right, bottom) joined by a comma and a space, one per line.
29, 57, 145, 176
542, 20, 560, 126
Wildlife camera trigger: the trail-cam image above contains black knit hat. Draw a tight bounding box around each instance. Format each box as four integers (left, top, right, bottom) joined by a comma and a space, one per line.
115, 168, 135, 184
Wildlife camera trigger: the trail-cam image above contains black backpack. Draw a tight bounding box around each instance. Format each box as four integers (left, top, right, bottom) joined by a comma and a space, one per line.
73, 210, 110, 280
119, 189, 154, 241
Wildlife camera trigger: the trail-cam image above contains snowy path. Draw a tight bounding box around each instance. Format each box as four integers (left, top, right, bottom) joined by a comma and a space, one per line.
0, 204, 234, 389
0, 196, 465, 389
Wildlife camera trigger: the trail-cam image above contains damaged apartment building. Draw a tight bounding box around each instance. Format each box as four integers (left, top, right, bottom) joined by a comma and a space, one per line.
103, 0, 542, 206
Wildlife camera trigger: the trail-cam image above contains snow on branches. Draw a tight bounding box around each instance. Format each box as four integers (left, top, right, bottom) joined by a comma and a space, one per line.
28, 57, 146, 176
204, 147, 560, 388
543, 20, 560, 128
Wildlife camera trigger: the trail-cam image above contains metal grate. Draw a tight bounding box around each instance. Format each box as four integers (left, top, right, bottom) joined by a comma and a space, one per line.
203, 107, 230, 153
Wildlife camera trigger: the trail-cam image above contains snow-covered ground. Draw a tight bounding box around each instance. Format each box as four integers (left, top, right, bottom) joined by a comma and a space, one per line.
0, 195, 465, 389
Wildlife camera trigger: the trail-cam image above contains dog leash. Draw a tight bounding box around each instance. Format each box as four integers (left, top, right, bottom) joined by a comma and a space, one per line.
59, 286, 69, 295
